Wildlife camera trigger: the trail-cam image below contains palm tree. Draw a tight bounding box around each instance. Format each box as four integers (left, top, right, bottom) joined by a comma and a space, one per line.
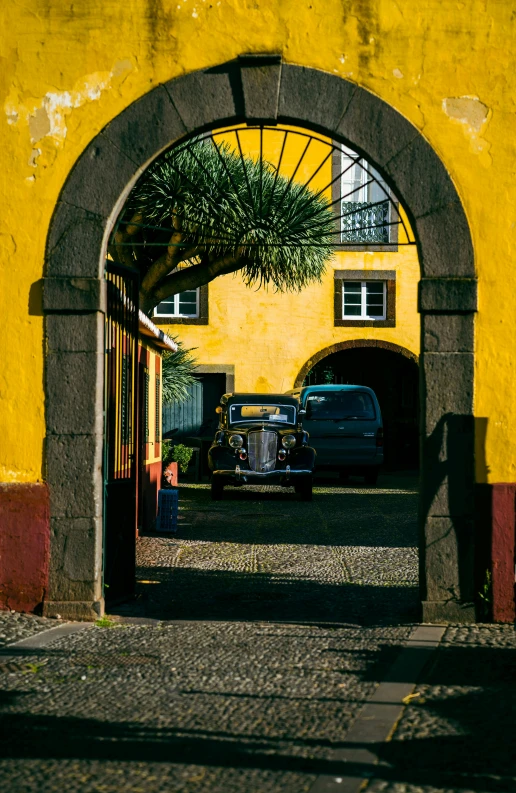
109, 136, 336, 315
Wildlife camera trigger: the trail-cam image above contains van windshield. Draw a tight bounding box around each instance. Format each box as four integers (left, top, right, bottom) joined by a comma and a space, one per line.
305, 391, 375, 421
229, 403, 297, 425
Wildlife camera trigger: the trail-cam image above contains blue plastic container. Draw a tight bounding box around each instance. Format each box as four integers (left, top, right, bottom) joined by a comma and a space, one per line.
156, 489, 179, 532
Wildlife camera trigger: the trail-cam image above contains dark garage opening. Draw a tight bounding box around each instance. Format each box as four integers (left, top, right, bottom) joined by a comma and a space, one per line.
303, 347, 419, 470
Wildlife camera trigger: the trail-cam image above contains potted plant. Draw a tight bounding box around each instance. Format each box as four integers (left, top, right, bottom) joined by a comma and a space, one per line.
163, 441, 194, 486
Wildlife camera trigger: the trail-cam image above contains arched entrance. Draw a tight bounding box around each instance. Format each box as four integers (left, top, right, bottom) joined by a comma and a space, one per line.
296, 341, 419, 470
42, 56, 476, 622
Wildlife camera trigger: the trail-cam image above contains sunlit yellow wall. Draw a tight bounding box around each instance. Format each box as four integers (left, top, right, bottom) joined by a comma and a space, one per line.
140, 340, 162, 466
165, 249, 418, 393
1, 1, 514, 484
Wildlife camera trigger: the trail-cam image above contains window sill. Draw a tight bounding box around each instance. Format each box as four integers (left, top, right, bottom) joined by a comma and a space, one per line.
153, 316, 208, 326
335, 318, 396, 328
337, 244, 399, 252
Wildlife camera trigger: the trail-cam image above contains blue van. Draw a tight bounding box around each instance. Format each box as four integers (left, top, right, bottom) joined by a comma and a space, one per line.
286, 384, 384, 485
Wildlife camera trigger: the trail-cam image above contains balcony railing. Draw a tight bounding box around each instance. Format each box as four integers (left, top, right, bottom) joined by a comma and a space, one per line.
341, 200, 390, 244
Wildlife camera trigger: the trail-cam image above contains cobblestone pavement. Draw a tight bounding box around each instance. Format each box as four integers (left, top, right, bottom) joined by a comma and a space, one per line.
133, 473, 420, 625
0, 620, 413, 792
8, 475, 514, 792
0, 611, 61, 647
0, 474, 422, 792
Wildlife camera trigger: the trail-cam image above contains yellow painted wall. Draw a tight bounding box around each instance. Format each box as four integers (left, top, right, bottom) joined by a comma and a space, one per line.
161, 247, 419, 393
1, 1, 514, 483
140, 340, 162, 466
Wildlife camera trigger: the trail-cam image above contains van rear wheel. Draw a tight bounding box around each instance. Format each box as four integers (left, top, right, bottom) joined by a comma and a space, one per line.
364, 468, 379, 486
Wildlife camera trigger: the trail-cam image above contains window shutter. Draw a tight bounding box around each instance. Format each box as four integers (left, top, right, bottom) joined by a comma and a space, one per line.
143, 369, 150, 443
155, 375, 160, 443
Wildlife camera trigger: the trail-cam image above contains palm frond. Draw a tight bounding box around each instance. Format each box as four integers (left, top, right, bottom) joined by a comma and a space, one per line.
161, 337, 199, 404
126, 136, 336, 293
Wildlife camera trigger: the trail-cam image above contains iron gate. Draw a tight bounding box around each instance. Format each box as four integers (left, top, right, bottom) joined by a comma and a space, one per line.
104, 261, 139, 601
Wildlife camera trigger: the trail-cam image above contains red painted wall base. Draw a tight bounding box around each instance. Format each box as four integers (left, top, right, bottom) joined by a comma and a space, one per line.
140, 460, 162, 532
476, 483, 516, 622
0, 483, 50, 613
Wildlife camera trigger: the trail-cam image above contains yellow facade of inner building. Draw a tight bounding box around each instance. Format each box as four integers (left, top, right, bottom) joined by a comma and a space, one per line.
184, 254, 418, 395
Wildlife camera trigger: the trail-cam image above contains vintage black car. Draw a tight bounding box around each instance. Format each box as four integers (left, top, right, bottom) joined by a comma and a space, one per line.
208, 393, 316, 501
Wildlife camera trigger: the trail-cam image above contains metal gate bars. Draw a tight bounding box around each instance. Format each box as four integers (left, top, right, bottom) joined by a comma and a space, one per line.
104, 261, 139, 601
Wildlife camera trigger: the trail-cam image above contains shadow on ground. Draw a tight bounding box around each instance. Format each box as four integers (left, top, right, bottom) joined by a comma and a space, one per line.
1, 644, 515, 792
131, 566, 420, 625
112, 473, 420, 626
170, 487, 418, 548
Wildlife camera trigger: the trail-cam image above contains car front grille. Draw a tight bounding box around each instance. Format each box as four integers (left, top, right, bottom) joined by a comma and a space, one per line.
248, 430, 277, 473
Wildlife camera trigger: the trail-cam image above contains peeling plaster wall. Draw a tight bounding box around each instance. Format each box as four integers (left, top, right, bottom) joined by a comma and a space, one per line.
0, 0, 515, 484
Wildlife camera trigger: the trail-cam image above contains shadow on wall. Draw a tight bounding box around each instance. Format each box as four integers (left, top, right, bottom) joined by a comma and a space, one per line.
473, 417, 516, 623
420, 414, 491, 617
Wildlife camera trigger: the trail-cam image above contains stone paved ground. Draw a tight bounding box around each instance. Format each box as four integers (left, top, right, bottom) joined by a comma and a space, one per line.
2, 474, 515, 792
0, 620, 413, 792
132, 473, 420, 625
0, 610, 60, 647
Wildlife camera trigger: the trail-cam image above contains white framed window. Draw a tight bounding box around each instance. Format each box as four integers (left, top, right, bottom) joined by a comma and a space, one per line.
153, 289, 199, 318
340, 145, 391, 244
342, 280, 386, 320
341, 145, 389, 205
341, 145, 369, 203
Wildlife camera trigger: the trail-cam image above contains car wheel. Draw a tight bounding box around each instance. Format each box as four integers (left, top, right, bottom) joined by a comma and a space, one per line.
298, 476, 313, 502
211, 479, 224, 500
364, 468, 379, 486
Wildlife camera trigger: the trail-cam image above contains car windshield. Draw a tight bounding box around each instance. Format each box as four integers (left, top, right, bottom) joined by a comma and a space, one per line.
229, 403, 297, 425
305, 391, 376, 420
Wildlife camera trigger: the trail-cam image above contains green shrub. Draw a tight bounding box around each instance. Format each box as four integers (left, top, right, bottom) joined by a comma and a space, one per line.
162, 442, 193, 473
478, 569, 492, 621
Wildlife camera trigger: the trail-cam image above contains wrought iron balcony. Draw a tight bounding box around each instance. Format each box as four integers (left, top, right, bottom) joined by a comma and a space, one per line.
341, 200, 390, 244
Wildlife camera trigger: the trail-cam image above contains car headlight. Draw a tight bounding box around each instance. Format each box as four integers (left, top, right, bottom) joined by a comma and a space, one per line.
228, 434, 244, 449
282, 434, 296, 449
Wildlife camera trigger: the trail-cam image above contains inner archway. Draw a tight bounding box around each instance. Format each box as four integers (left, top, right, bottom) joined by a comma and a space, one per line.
296, 341, 419, 470
43, 56, 476, 623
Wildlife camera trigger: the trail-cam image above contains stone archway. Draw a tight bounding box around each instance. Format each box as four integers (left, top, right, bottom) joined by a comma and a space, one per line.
43, 55, 477, 622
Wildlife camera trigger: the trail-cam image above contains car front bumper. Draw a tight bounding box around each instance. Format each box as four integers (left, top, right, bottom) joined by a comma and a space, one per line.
212, 466, 313, 486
